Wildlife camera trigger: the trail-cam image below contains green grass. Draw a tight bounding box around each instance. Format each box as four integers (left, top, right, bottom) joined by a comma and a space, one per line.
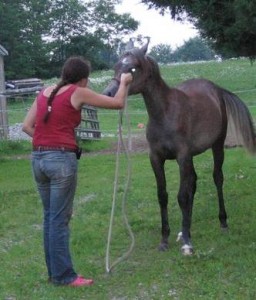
161, 59, 256, 92
0, 140, 32, 157
96, 58, 256, 133
6, 58, 256, 132
1, 148, 256, 299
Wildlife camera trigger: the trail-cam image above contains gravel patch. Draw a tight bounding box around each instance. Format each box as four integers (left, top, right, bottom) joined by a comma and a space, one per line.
8, 123, 31, 141
7, 123, 237, 153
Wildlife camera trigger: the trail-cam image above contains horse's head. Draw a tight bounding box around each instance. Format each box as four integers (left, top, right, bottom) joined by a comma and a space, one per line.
103, 39, 153, 97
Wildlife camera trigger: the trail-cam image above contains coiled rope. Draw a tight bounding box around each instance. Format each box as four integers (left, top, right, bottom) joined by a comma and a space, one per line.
105, 101, 135, 273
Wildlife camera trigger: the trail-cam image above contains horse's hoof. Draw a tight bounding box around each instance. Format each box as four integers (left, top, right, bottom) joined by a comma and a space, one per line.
181, 244, 193, 256
158, 242, 169, 251
221, 226, 229, 233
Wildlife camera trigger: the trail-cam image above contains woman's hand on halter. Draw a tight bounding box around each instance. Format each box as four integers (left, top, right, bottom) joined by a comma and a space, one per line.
120, 73, 133, 86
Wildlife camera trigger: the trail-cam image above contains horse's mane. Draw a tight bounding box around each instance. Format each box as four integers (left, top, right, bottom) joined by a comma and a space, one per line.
145, 55, 162, 78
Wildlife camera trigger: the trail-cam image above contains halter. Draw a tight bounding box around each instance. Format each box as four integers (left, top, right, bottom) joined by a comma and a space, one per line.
111, 77, 120, 84
112, 68, 136, 84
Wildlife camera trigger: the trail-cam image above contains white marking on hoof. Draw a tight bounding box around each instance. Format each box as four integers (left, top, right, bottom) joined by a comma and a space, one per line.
181, 244, 193, 256
176, 232, 183, 242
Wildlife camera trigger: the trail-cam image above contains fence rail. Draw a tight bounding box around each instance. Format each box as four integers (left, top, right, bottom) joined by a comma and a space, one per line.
1, 87, 256, 141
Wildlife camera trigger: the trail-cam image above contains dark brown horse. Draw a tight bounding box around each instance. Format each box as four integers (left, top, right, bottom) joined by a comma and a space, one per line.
103, 41, 256, 255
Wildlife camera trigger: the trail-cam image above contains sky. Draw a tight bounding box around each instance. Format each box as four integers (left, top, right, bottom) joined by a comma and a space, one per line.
115, 0, 198, 49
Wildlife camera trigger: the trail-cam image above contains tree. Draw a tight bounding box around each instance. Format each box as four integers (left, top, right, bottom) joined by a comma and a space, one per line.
149, 38, 215, 63
89, 0, 138, 44
47, 0, 89, 65
141, 0, 256, 60
149, 44, 173, 64
48, 0, 139, 70
85, 0, 139, 67
0, 0, 139, 79
172, 37, 216, 62
65, 35, 108, 70
0, 0, 52, 78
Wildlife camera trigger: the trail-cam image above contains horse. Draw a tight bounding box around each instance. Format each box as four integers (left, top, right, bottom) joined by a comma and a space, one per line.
103, 41, 256, 255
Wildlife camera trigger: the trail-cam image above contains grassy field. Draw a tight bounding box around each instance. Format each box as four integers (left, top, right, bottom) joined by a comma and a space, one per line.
96, 58, 256, 134
1, 58, 256, 299
6, 58, 256, 131
1, 148, 256, 299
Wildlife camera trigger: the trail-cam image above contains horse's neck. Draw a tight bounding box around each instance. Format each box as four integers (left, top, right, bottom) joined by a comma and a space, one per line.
142, 76, 171, 119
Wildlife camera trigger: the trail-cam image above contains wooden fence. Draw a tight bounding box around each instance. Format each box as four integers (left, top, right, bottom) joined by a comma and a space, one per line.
2, 78, 101, 140
76, 105, 101, 140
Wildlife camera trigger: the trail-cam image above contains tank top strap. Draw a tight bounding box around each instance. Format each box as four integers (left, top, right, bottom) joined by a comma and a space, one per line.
65, 84, 78, 96
36, 84, 78, 102
36, 87, 46, 99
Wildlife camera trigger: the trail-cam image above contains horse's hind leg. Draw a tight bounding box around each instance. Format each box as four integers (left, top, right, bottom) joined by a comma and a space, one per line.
150, 154, 170, 251
212, 142, 228, 229
177, 156, 197, 255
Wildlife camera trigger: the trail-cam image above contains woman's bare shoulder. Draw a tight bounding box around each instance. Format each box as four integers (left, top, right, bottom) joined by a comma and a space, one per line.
42, 85, 72, 97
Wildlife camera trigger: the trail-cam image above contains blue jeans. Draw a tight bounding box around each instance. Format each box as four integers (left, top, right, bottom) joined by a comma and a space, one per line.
32, 151, 78, 285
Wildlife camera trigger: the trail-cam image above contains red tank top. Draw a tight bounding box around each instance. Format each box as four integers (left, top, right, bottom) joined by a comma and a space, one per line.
33, 85, 81, 149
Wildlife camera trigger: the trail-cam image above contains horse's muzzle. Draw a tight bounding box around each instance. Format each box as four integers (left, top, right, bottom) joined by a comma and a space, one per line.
102, 79, 120, 97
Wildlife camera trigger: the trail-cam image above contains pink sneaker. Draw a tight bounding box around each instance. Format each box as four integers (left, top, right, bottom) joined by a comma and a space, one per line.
68, 276, 94, 287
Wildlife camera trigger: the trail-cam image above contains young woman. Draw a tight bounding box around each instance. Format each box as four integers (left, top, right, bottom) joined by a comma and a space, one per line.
22, 56, 133, 287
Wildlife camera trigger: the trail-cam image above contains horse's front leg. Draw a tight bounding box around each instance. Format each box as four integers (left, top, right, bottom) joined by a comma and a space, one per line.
150, 154, 170, 251
176, 156, 197, 255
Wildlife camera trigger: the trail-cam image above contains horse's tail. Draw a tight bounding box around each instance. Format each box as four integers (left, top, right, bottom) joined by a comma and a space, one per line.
221, 89, 256, 154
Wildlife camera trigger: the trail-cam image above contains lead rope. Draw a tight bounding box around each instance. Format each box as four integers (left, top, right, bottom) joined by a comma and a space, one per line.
105, 100, 135, 273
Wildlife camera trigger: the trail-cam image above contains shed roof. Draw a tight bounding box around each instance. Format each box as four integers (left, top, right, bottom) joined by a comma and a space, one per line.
0, 44, 8, 56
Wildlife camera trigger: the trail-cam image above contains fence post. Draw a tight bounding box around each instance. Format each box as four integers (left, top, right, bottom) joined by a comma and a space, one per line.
0, 95, 8, 139
0, 45, 8, 140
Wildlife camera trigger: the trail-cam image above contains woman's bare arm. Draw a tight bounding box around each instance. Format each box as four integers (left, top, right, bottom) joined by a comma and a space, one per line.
71, 73, 132, 110
22, 99, 37, 137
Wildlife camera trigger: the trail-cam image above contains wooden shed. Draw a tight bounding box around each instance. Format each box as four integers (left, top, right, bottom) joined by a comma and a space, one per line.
0, 44, 8, 139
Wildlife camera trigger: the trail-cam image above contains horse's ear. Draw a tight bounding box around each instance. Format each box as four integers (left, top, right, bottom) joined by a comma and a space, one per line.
141, 37, 150, 55
125, 38, 135, 51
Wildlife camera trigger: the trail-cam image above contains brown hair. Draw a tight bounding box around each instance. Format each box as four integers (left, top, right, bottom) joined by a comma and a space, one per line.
43, 56, 91, 123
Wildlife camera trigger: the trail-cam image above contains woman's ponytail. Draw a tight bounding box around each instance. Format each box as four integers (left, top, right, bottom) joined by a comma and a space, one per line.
43, 81, 67, 123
